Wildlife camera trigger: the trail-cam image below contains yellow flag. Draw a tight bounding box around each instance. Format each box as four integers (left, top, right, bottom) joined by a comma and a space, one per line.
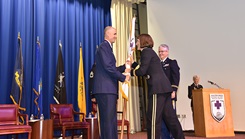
78, 47, 86, 121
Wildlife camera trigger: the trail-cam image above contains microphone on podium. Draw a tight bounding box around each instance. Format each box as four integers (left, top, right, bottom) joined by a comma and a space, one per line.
208, 80, 223, 89
208, 80, 215, 85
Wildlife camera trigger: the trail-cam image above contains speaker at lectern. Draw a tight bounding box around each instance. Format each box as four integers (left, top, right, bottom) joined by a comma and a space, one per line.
192, 88, 234, 137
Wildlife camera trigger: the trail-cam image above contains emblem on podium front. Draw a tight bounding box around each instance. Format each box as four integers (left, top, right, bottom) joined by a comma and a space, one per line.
210, 94, 226, 122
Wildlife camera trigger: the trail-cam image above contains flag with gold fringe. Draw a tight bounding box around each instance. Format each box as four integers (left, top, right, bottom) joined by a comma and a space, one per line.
32, 37, 42, 118
10, 33, 26, 111
78, 44, 86, 120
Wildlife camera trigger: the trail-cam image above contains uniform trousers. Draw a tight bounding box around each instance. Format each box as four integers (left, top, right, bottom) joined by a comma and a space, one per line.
147, 93, 185, 139
161, 100, 176, 139
95, 94, 118, 139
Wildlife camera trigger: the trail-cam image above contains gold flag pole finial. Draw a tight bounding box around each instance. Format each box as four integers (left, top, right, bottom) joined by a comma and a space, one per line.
59, 40, 62, 49
17, 32, 22, 47
18, 32, 20, 39
37, 36, 40, 45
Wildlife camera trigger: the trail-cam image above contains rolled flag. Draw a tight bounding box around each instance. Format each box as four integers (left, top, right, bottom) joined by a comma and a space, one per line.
53, 41, 67, 104
10, 32, 25, 111
128, 16, 136, 56
77, 43, 87, 120
121, 60, 130, 101
32, 37, 43, 118
121, 16, 136, 101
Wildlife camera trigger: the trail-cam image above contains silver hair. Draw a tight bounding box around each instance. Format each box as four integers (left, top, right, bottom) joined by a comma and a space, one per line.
193, 75, 200, 80
159, 44, 169, 50
104, 26, 113, 36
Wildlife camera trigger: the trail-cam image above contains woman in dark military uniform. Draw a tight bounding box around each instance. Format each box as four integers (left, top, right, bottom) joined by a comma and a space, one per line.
131, 34, 184, 139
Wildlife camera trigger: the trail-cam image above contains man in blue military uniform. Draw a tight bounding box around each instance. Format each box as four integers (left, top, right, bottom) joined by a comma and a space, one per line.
92, 26, 130, 139
158, 44, 180, 139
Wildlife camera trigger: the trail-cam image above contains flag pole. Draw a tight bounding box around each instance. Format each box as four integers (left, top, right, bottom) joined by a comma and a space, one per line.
33, 36, 41, 118
17, 32, 22, 107
18, 32, 20, 39
53, 39, 67, 104
120, 16, 136, 139
120, 98, 127, 139
78, 42, 87, 121
18, 32, 25, 111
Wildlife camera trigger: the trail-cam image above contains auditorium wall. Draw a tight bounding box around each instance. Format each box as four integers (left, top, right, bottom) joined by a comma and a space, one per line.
147, 0, 245, 131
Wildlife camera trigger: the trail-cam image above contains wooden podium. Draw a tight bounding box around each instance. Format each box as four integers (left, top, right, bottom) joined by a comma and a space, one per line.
86, 117, 99, 139
29, 119, 53, 139
192, 88, 234, 137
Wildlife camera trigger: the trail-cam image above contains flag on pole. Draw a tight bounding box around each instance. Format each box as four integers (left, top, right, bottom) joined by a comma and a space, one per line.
128, 16, 136, 56
120, 16, 136, 101
10, 33, 26, 111
78, 44, 87, 120
53, 41, 67, 104
32, 37, 42, 118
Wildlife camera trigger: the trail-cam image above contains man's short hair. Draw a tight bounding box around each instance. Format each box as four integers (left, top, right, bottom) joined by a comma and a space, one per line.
159, 44, 169, 50
193, 75, 200, 80
104, 26, 113, 36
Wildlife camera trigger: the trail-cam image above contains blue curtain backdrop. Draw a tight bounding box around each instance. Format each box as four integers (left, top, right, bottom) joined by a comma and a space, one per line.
0, 0, 34, 112
0, 0, 111, 134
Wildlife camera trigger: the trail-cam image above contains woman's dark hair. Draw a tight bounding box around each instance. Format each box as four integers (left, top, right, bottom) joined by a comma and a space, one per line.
137, 34, 154, 48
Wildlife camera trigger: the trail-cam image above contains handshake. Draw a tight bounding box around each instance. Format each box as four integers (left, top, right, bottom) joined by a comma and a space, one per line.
123, 55, 134, 82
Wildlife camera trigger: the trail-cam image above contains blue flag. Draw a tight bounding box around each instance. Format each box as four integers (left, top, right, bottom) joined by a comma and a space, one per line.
10, 34, 25, 111
32, 40, 42, 118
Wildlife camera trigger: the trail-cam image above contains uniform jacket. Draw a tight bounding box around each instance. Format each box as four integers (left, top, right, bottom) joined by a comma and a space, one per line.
161, 57, 180, 101
89, 63, 96, 97
132, 47, 173, 96
188, 83, 203, 107
93, 40, 126, 95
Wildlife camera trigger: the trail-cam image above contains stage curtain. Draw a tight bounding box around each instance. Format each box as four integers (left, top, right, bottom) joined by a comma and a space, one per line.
0, 0, 34, 115
0, 0, 111, 123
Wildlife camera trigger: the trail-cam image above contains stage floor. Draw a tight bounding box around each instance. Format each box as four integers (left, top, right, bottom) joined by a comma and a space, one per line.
54, 131, 245, 139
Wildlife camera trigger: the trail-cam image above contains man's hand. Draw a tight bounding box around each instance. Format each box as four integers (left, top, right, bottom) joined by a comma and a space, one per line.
124, 74, 130, 82
125, 68, 131, 73
125, 59, 131, 67
125, 57, 132, 73
171, 91, 176, 99
128, 54, 134, 64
